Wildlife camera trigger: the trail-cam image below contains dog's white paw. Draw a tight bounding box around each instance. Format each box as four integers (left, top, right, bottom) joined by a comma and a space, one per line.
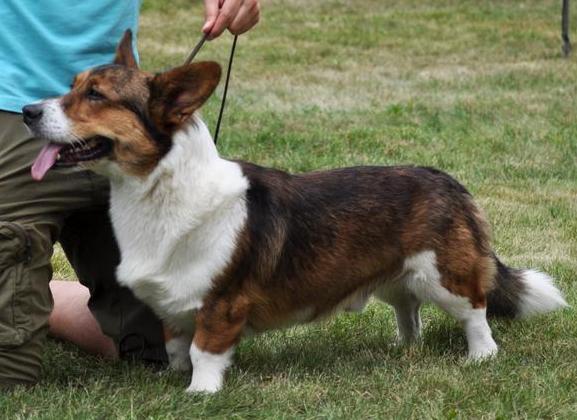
467, 342, 498, 362
186, 373, 222, 394
186, 344, 232, 394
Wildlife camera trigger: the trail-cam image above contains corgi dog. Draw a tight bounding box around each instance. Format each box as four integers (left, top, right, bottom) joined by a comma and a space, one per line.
24, 31, 567, 393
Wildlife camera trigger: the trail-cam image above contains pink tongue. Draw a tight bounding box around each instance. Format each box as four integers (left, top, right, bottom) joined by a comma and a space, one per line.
31, 143, 65, 181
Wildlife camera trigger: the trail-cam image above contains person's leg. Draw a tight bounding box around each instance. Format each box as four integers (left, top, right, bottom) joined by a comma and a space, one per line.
48, 280, 117, 358
0, 111, 89, 386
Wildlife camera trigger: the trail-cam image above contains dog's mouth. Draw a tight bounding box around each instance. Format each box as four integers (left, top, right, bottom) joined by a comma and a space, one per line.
31, 136, 112, 181
56, 136, 113, 166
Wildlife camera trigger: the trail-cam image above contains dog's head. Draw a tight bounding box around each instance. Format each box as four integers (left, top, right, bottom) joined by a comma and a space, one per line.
24, 30, 221, 180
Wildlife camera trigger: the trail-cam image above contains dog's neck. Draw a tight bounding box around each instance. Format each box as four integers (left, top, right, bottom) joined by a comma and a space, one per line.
110, 115, 247, 204
162, 115, 220, 169
107, 115, 233, 210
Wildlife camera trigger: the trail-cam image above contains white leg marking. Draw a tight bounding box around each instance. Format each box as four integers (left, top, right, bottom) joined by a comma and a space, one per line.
186, 343, 233, 394
165, 336, 192, 372
404, 250, 498, 359
464, 307, 498, 360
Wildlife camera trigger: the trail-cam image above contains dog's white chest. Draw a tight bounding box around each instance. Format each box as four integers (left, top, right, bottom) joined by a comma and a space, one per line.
117, 254, 214, 327
113, 196, 247, 326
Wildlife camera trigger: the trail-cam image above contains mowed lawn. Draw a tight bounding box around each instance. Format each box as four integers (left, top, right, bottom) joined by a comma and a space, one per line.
4, 0, 577, 418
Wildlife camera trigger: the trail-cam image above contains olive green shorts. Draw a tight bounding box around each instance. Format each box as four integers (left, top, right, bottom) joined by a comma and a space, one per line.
0, 111, 166, 386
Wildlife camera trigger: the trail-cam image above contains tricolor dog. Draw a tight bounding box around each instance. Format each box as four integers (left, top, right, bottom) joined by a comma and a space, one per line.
24, 31, 567, 393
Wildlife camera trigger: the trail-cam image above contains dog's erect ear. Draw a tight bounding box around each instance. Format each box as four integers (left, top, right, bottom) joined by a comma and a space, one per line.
114, 29, 138, 69
148, 62, 222, 134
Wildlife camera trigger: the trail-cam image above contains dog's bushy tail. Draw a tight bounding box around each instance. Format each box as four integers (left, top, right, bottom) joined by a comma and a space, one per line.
486, 256, 568, 318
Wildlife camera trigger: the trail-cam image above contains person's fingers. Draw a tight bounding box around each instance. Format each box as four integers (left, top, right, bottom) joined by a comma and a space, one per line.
207, 0, 243, 40
202, 0, 220, 34
228, 0, 260, 35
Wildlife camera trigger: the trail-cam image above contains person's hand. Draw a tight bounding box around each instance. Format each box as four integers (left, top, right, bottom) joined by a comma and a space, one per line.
202, 0, 260, 40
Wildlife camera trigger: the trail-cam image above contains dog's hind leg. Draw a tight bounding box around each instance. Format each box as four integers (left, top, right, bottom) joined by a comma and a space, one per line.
403, 250, 498, 360
375, 281, 422, 345
459, 306, 497, 361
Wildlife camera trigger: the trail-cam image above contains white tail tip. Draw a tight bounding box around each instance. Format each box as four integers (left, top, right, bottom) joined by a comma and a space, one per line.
517, 270, 569, 318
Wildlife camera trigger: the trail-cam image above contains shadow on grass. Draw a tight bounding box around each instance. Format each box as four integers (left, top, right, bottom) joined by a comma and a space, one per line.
235, 310, 478, 378
36, 306, 536, 392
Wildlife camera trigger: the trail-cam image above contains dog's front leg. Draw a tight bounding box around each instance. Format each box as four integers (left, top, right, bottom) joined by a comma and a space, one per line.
164, 328, 193, 372
186, 297, 249, 394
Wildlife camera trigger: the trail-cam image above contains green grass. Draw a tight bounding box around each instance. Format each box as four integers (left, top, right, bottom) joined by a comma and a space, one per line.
4, 0, 577, 417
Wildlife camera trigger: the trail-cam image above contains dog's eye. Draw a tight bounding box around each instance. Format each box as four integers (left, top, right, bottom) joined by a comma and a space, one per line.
86, 88, 106, 101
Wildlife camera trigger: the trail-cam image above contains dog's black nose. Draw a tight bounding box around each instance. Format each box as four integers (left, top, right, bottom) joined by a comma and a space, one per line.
22, 104, 43, 125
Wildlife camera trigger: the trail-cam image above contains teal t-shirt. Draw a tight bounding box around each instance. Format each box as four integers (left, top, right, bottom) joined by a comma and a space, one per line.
0, 0, 140, 113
